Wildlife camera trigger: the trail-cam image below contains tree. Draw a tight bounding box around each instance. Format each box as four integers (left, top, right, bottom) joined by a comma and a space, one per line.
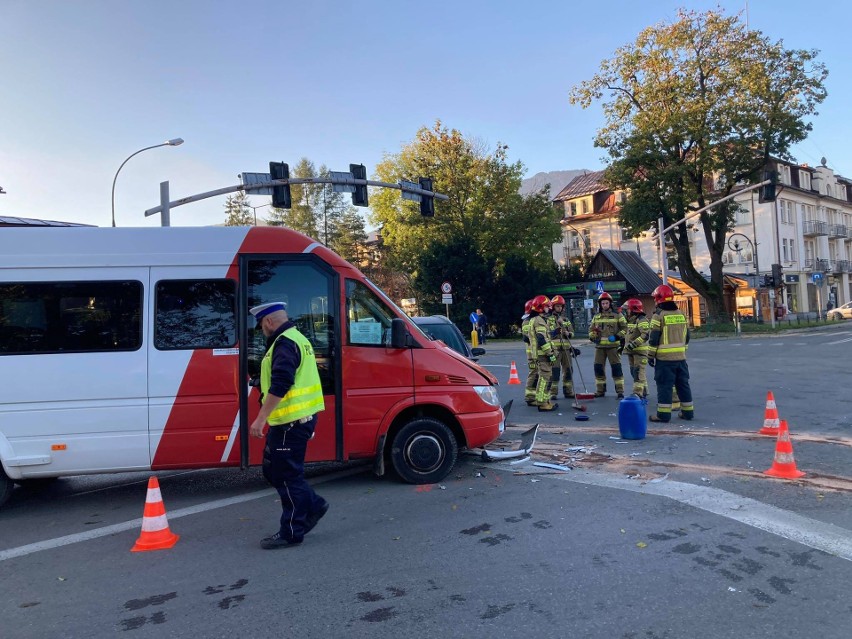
330, 208, 368, 263
370, 121, 562, 331
223, 192, 253, 226
570, 8, 827, 321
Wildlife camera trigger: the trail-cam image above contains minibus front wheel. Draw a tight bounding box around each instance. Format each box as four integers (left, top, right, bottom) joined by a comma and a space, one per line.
0, 468, 13, 508
391, 417, 458, 484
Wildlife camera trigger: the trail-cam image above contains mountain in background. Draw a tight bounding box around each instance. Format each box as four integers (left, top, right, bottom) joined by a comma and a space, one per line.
520, 169, 590, 198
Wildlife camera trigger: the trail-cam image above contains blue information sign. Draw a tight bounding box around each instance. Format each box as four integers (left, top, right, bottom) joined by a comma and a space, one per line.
595, 280, 605, 294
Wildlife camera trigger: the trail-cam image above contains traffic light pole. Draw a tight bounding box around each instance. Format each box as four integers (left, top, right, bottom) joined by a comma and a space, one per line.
145, 176, 448, 220
658, 178, 772, 286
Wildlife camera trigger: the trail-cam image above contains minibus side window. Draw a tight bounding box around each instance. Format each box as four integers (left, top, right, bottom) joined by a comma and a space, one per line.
345, 279, 394, 347
0, 281, 142, 355
154, 279, 237, 350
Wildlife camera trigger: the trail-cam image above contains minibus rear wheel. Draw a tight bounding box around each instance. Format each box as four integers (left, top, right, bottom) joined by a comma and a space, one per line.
391, 417, 458, 484
0, 468, 13, 508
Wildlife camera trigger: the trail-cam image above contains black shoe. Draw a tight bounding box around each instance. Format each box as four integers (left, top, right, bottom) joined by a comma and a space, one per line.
260, 532, 303, 550
564, 392, 575, 399
678, 411, 694, 421
304, 502, 329, 534
538, 403, 559, 412
617, 393, 624, 399
525, 399, 537, 406
648, 415, 669, 423
550, 394, 558, 400
594, 391, 605, 398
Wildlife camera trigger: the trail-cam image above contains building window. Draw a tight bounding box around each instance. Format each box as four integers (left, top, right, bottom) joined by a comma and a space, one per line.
838, 184, 847, 200
581, 200, 589, 215
778, 165, 791, 185
154, 279, 237, 350
782, 239, 789, 262
789, 241, 795, 262
620, 227, 632, 242
583, 229, 591, 250
0, 280, 143, 355
570, 231, 580, 250
802, 204, 814, 221
569, 202, 577, 216
799, 171, 811, 190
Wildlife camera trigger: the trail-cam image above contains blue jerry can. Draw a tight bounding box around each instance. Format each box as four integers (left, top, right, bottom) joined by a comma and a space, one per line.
618, 395, 647, 440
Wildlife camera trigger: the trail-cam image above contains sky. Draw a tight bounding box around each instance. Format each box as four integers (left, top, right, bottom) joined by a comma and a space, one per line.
2, 0, 850, 228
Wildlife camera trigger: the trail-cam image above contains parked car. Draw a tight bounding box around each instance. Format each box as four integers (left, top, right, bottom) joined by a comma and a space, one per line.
411, 315, 486, 361
830, 301, 852, 320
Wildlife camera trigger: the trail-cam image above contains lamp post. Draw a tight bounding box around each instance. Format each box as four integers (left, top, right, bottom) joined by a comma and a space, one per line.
248, 202, 273, 226
111, 138, 184, 227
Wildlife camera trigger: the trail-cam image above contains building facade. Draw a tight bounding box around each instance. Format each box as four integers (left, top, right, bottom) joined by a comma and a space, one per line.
551, 160, 852, 317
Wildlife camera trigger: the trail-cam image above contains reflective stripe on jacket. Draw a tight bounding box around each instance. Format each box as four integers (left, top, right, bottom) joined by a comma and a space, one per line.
261, 327, 325, 425
648, 310, 689, 361
531, 315, 553, 358
589, 311, 627, 348
626, 313, 650, 354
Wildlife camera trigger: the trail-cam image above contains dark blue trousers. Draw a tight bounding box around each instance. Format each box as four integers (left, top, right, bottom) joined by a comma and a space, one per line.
262, 415, 327, 542
653, 360, 694, 422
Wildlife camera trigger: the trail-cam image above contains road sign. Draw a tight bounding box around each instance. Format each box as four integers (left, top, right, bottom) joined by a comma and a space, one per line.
238, 172, 273, 196
595, 281, 604, 294
442, 294, 453, 304
441, 281, 452, 294
584, 299, 594, 309
400, 180, 421, 202
329, 171, 356, 193
812, 273, 823, 286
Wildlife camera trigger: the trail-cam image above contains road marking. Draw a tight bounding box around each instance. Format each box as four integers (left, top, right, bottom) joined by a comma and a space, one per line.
495, 465, 852, 562
0, 466, 368, 563
825, 336, 852, 346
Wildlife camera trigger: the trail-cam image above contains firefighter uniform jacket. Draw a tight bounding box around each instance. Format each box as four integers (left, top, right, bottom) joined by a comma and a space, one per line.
648, 309, 690, 361
625, 313, 651, 355
589, 311, 627, 348
547, 313, 574, 351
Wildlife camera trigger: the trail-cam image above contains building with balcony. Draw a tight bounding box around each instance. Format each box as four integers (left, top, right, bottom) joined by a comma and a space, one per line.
551, 158, 852, 317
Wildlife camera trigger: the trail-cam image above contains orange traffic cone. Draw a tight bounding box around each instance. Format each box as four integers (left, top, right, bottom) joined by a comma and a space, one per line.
131, 476, 180, 552
508, 361, 521, 385
764, 420, 805, 479
758, 391, 780, 435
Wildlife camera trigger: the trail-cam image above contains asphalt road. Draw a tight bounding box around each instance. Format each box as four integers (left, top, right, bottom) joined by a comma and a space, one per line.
1, 324, 851, 638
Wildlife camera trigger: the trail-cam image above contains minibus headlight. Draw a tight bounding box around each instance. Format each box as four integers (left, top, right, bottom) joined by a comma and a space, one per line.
473, 385, 500, 407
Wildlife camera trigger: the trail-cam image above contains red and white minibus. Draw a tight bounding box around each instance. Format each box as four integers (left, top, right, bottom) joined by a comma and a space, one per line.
0, 226, 504, 506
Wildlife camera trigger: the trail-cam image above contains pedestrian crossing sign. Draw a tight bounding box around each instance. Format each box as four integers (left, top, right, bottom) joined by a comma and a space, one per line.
595, 280, 604, 294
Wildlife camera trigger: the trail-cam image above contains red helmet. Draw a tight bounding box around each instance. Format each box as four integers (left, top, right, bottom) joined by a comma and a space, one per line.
550, 295, 566, 306
652, 285, 674, 303
626, 298, 644, 314
598, 292, 613, 303
524, 299, 533, 314
530, 294, 550, 314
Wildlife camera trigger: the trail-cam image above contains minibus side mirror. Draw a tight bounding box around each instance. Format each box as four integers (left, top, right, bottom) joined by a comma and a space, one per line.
390, 318, 411, 349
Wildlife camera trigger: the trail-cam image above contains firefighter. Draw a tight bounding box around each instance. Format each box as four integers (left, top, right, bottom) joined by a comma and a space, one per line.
528, 295, 559, 411
548, 295, 577, 399
647, 285, 694, 422
588, 292, 628, 398
521, 299, 538, 406
622, 298, 650, 398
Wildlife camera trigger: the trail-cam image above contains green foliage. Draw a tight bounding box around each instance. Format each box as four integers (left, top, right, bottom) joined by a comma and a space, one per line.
223, 192, 253, 226
330, 207, 368, 263
369, 121, 562, 332
570, 8, 827, 320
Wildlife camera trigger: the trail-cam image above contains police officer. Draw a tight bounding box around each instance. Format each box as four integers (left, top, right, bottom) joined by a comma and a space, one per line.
622, 298, 650, 398
249, 302, 329, 549
528, 295, 558, 411
588, 292, 628, 398
647, 285, 694, 422
521, 299, 538, 406
548, 295, 577, 399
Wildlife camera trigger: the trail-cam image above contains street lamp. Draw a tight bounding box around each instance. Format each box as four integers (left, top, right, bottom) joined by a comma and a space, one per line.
248, 202, 273, 226
111, 138, 184, 227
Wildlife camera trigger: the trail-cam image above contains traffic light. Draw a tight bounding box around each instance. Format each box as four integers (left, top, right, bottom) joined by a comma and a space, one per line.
763, 274, 774, 288
771, 263, 783, 288
419, 177, 434, 217
759, 169, 778, 203
350, 164, 368, 207
269, 162, 291, 209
